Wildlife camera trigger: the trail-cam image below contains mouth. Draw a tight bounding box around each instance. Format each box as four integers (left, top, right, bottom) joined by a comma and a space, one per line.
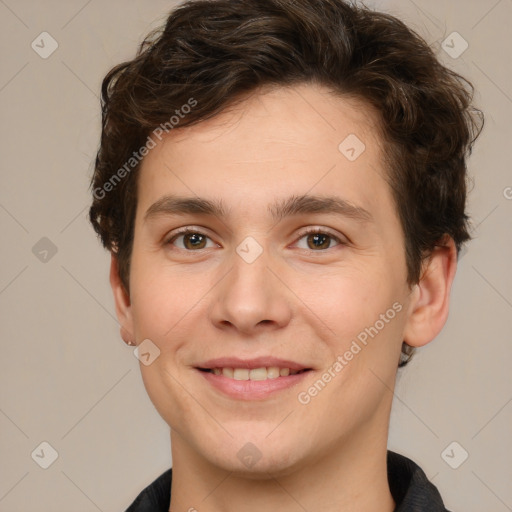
195, 358, 313, 400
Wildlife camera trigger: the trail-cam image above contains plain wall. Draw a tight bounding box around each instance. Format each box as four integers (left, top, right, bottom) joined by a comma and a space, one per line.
0, 0, 511, 510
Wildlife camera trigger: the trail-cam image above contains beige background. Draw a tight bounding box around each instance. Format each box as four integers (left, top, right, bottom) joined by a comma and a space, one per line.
0, 0, 511, 510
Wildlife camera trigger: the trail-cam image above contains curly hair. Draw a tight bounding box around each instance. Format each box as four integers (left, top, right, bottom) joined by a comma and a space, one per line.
89, 0, 483, 367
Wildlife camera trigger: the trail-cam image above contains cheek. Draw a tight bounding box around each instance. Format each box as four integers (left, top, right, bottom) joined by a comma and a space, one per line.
129, 258, 201, 340
138, 360, 195, 434
294, 264, 403, 344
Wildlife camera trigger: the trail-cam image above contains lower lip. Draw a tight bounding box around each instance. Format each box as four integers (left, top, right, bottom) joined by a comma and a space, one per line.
197, 370, 311, 400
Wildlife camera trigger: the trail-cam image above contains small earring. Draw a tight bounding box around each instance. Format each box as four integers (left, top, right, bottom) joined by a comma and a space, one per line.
126, 340, 136, 346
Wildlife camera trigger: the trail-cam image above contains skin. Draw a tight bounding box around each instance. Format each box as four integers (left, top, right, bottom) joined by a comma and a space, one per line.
110, 83, 457, 512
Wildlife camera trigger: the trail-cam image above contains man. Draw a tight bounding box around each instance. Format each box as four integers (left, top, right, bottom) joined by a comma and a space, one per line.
89, 0, 482, 510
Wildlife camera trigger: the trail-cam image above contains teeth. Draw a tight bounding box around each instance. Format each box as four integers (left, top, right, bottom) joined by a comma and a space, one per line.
222, 367, 234, 378
267, 366, 280, 379
208, 367, 303, 380
233, 368, 249, 380
249, 368, 267, 381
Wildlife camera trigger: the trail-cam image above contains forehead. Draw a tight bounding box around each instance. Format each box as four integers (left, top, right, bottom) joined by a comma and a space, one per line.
135, 83, 392, 225
156, 84, 383, 164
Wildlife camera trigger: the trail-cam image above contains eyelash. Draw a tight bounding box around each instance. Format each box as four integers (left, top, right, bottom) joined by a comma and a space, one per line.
165, 227, 346, 252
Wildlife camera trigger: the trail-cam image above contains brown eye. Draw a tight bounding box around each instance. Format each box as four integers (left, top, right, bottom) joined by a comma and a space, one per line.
167, 230, 215, 250
182, 232, 207, 250
306, 233, 332, 250
295, 229, 343, 251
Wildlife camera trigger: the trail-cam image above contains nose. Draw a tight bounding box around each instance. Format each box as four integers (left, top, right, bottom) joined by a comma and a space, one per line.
209, 245, 293, 335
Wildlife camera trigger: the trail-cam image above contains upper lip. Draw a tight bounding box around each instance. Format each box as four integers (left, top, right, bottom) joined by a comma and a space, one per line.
196, 357, 311, 371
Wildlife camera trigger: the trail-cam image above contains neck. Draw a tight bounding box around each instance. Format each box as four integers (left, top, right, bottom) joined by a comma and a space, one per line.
168, 418, 395, 512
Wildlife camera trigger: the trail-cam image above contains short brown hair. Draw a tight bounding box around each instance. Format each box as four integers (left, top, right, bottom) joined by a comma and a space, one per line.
89, 0, 483, 366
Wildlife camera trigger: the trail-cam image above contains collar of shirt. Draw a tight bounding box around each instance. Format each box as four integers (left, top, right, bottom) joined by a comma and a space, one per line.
125, 450, 451, 512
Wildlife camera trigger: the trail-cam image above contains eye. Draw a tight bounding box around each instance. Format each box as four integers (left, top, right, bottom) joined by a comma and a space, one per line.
166, 228, 217, 250
165, 227, 345, 252
294, 228, 344, 251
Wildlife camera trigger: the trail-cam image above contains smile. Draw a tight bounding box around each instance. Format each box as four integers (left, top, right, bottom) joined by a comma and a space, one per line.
195, 358, 313, 400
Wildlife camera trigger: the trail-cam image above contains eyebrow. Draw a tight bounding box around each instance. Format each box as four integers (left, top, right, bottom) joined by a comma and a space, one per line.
144, 194, 373, 224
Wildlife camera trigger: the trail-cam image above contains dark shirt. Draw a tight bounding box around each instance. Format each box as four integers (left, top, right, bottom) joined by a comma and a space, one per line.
125, 450, 451, 511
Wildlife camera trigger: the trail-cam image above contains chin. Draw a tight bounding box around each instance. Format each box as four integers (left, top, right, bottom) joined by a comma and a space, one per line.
200, 433, 307, 478
217, 454, 305, 480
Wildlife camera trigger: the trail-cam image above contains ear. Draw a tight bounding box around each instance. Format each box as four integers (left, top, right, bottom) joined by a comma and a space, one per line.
109, 253, 135, 345
403, 236, 458, 348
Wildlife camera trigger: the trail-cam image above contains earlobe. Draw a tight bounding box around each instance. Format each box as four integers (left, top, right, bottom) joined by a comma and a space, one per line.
403, 236, 458, 348
109, 253, 135, 346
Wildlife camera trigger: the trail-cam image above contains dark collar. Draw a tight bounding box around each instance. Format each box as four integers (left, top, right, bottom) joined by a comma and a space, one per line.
387, 451, 451, 511
125, 451, 451, 511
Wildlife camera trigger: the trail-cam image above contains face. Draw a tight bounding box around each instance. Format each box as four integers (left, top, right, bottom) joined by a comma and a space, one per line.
116, 83, 416, 476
